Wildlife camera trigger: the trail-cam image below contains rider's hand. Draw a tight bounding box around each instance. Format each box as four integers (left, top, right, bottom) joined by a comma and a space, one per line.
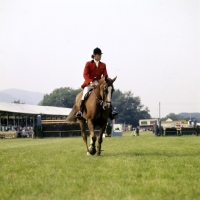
90, 82, 95, 87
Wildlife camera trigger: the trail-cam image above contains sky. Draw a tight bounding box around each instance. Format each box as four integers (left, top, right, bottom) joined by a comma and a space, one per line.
0, 0, 199, 118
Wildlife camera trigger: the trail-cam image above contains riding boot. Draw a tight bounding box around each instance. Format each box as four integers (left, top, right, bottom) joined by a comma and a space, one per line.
75, 100, 85, 119
109, 104, 118, 120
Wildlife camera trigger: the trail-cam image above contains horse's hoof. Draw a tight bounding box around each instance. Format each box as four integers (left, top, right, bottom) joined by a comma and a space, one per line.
87, 152, 91, 156
88, 145, 96, 155
89, 148, 96, 155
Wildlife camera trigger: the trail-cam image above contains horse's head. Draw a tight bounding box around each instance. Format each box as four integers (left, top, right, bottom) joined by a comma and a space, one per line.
97, 76, 117, 110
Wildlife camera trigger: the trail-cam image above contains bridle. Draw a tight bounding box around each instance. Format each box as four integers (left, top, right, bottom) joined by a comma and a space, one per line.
92, 82, 113, 106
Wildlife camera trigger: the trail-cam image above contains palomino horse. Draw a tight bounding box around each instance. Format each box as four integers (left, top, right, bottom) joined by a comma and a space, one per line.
66, 76, 117, 155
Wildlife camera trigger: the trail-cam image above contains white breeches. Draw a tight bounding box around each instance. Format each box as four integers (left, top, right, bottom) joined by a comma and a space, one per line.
82, 80, 98, 100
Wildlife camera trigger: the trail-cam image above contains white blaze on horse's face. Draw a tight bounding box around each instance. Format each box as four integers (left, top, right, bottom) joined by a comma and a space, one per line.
103, 86, 112, 109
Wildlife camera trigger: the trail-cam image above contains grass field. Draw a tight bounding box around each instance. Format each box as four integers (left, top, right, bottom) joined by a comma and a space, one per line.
1, 132, 200, 200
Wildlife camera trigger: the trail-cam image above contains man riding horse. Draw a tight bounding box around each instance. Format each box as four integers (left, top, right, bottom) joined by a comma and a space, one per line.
75, 47, 118, 120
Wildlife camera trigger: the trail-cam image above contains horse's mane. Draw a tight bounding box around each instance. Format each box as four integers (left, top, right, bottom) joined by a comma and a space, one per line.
98, 76, 114, 88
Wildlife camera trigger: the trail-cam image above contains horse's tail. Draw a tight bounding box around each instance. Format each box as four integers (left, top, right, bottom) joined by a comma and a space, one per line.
66, 104, 77, 123
66, 91, 82, 123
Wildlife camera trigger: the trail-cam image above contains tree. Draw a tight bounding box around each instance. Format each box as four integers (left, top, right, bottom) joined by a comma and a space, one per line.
162, 113, 183, 121
111, 90, 151, 126
12, 100, 25, 104
39, 87, 82, 108
161, 113, 198, 122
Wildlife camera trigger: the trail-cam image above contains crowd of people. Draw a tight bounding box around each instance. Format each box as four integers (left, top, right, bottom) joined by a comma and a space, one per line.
6, 126, 34, 138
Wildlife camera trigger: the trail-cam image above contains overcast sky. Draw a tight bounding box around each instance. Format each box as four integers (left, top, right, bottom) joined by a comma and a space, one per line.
0, 0, 199, 118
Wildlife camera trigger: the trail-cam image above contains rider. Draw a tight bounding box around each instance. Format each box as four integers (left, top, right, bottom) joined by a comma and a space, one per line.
75, 47, 118, 120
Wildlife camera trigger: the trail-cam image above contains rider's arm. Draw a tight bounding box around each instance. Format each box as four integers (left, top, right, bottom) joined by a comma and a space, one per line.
83, 62, 93, 84
103, 64, 108, 77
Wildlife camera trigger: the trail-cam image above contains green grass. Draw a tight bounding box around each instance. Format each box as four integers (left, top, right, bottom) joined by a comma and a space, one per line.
1, 132, 200, 200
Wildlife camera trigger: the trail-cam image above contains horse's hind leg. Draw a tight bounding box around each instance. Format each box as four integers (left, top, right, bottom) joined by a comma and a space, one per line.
80, 120, 89, 155
97, 123, 107, 156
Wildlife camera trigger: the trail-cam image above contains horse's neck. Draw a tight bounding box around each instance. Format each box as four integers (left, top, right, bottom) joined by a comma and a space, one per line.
94, 84, 101, 98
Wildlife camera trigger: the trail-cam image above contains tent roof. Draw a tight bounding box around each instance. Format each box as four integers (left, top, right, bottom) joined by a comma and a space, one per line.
166, 118, 173, 121
0, 102, 72, 116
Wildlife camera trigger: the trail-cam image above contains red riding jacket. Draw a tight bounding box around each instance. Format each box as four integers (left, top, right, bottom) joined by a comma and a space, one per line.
81, 60, 108, 88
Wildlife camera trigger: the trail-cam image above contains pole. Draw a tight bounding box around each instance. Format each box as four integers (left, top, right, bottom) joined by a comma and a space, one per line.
154, 120, 157, 136
159, 102, 160, 120
112, 119, 115, 136
159, 119, 162, 136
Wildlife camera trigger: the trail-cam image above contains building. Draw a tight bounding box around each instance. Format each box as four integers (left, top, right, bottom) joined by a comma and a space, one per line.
161, 118, 187, 128
139, 118, 158, 130
0, 102, 72, 131
139, 118, 194, 131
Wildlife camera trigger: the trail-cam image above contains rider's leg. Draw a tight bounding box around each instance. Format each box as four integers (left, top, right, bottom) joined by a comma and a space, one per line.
75, 100, 85, 118
75, 85, 91, 118
109, 104, 118, 120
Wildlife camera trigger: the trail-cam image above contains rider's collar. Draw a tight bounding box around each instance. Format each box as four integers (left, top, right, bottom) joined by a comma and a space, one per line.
94, 59, 99, 66
92, 60, 101, 63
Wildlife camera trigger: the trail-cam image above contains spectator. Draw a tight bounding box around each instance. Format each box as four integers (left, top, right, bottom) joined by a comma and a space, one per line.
21, 128, 26, 138
29, 128, 34, 138
135, 126, 140, 136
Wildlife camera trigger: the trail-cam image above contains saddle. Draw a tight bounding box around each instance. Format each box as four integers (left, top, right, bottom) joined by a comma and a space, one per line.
83, 88, 94, 101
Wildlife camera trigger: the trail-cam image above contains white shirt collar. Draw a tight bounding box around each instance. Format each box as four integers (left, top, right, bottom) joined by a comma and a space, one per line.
94, 59, 99, 66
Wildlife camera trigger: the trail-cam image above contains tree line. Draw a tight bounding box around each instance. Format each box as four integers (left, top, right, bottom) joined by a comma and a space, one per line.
12, 88, 198, 125
161, 113, 200, 122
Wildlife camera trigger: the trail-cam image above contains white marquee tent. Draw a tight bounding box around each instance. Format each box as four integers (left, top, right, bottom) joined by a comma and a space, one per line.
0, 102, 72, 116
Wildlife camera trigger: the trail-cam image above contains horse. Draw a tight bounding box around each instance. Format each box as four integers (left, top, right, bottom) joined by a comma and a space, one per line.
66, 76, 117, 156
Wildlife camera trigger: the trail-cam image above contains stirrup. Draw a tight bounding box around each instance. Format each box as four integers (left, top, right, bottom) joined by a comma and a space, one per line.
112, 111, 118, 117
112, 110, 118, 115
75, 111, 83, 119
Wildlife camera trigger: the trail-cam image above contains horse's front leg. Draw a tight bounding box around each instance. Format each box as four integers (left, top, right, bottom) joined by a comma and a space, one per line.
97, 123, 107, 156
87, 119, 96, 155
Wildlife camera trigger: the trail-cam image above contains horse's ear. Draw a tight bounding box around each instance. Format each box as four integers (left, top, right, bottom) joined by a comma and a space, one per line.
112, 76, 117, 83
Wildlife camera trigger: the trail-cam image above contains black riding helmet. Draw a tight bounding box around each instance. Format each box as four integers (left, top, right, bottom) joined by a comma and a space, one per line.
91, 47, 103, 58
93, 47, 103, 55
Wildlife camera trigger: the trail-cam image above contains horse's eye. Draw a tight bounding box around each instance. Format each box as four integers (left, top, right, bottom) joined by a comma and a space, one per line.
103, 86, 108, 91
104, 89, 108, 93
